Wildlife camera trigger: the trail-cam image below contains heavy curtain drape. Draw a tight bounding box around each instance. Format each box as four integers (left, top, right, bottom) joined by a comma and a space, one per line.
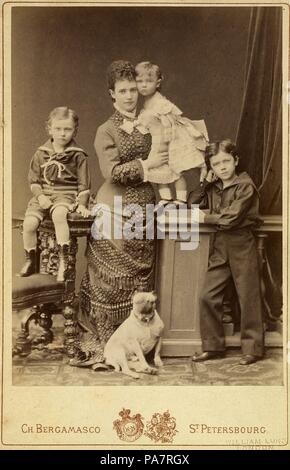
236, 7, 282, 214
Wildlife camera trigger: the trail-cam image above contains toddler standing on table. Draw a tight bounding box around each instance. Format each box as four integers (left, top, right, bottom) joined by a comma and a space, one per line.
121, 61, 209, 207
19, 106, 91, 282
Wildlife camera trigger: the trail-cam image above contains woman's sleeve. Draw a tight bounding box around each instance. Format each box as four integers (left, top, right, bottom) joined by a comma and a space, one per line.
94, 124, 144, 186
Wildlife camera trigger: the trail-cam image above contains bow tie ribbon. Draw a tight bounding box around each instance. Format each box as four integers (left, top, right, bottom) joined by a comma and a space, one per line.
120, 119, 149, 135
41, 157, 66, 185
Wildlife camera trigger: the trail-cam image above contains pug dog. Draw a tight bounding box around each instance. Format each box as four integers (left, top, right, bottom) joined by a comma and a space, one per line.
104, 291, 164, 379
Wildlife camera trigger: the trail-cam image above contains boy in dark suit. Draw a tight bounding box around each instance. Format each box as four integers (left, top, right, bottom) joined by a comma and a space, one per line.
188, 139, 264, 365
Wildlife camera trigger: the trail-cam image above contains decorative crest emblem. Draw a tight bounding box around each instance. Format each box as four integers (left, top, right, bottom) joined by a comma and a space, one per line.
145, 410, 178, 443
113, 408, 144, 442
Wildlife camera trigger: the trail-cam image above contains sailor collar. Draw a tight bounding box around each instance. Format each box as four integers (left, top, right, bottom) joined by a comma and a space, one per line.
38, 139, 86, 154
214, 171, 257, 191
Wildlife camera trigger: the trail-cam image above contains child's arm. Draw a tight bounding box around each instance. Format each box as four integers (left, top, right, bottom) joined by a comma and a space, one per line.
187, 171, 215, 209
75, 153, 91, 217
204, 183, 257, 230
200, 165, 208, 183
28, 151, 52, 209
136, 110, 157, 129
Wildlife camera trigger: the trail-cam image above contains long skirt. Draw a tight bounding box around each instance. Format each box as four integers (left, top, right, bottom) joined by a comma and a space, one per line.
72, 186, 156, 368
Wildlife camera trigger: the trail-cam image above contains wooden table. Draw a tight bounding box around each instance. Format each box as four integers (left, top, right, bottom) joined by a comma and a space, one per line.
156, 214, 283, 356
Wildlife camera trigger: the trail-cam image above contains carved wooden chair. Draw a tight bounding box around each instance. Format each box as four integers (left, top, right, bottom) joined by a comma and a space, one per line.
12, 213, 93, 357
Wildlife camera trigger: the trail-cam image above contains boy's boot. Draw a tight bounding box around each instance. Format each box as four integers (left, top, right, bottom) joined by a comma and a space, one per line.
18, 249, 37, 277
57, 244, 70, 282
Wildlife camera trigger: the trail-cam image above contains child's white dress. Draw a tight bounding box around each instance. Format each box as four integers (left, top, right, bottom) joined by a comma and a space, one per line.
137, 92, 209, 184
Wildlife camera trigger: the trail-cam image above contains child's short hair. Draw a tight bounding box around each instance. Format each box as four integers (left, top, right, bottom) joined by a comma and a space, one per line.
106, 60, 136, 91
205, 139, 239, 169
46, 107, 79, 133
135, 61, 164, 83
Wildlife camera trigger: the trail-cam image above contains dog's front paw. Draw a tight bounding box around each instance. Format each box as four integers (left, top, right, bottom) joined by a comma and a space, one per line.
154, 356, 163, 367
130, 371, 140, 379
143, 366, 158, 375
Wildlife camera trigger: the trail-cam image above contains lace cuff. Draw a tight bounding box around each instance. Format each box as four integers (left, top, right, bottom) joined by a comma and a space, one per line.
111, 159, 144, 186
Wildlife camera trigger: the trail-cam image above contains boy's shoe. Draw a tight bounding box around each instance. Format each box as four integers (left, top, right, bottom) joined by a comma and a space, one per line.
239, 354, 260, 365
192, 351, 225, 362
18, 249, 37, 277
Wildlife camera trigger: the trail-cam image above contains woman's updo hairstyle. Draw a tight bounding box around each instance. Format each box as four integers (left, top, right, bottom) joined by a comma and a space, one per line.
205, 139, 239, 170
106, 60, 136, 92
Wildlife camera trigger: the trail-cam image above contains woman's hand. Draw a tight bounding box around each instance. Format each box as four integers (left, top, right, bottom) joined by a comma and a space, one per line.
76, 204, 91, 218
38, 194, 53, 209
147, 151, 169, 170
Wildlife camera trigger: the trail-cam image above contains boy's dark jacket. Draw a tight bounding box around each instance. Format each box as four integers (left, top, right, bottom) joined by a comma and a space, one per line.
28, 139, 90, 206
188, 171, 263, 231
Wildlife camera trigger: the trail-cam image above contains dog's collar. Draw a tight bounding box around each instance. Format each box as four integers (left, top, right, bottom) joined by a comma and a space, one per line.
133, 310, 155, 324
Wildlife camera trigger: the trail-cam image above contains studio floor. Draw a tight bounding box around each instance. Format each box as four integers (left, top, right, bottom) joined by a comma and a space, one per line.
12, 313, 284, 387
12, 348, 283, 387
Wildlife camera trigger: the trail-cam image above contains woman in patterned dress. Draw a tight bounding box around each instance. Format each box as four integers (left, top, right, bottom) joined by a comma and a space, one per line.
73, 61, 168, 368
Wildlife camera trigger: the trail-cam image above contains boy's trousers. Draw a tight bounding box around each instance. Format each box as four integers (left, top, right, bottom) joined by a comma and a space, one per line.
200, 228, 264, 357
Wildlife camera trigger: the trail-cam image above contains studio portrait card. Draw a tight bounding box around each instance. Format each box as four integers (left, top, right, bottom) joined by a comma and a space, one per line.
0, 0, 289, 450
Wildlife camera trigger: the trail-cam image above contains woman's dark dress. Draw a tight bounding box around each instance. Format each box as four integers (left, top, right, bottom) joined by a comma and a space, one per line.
75, 110, 156, 366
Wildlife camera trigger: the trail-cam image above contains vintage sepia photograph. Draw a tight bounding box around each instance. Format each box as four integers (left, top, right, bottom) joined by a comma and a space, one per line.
1, 0, 288, 449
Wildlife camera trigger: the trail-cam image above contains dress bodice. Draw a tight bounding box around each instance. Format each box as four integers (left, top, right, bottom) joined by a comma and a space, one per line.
110, 110, 152, 163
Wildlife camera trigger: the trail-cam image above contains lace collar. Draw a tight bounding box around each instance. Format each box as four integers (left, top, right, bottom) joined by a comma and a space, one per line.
113, 103, 137, 119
